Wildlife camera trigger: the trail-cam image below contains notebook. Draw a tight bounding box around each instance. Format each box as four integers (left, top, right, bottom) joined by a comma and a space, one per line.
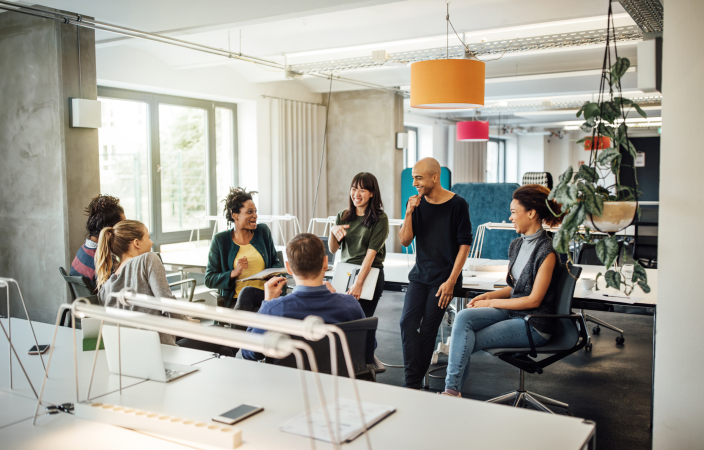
330, 263, 380, 300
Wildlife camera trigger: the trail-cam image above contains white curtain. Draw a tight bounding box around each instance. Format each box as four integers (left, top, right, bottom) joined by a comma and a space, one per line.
452, 136, 487, 183
270, 98, 328, 244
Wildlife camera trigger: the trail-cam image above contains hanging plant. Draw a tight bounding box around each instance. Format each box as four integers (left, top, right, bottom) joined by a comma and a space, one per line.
548, 2, 650, 295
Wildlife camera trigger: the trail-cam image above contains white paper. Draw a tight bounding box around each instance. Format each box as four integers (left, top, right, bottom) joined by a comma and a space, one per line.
584, 291, 643, 304
280, 398, 395, 443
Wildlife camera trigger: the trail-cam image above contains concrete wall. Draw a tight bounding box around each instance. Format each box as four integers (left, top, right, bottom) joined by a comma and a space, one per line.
325, 90, 403, 250
0, 11, 99, 323
653, 0, 704, 447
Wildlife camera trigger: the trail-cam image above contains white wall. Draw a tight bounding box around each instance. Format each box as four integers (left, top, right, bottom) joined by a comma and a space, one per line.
404, 112, 451, 167
516, 134, 545, 180
96, 45, 322, 215
653, 0, 704, 447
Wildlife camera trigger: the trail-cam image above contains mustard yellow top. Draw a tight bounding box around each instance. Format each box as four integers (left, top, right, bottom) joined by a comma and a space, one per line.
234, 244, 266, 297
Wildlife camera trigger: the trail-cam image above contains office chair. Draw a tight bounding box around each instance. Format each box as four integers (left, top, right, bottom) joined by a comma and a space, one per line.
58, 267, 99, 327
485, 264, 587, 414
576, 242, 625, 349
521, 172, 553, 190
268, 317, 379, 381
633, 208, 658, 269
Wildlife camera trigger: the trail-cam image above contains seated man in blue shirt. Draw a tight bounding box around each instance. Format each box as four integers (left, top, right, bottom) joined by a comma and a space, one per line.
241, 233, 366, 361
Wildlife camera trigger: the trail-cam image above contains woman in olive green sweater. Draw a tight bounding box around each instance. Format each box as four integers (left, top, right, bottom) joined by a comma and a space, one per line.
329, 172, 389, 317
205, 188, 283, 314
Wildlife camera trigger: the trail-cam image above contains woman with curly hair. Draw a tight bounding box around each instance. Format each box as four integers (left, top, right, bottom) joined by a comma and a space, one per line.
70, 194, 125, 288
205, 188, 283, 320
441, 184, 564, 397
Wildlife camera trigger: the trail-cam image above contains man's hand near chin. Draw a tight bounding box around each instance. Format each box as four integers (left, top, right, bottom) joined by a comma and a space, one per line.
264, 277, 287, 301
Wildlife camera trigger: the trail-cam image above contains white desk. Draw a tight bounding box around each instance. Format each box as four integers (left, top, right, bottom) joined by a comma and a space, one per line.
0, 319, 596, 449
0, 319, 216, 407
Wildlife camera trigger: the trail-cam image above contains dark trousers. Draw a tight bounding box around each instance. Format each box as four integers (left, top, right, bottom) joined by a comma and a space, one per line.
232, 287, 265, 332
359, 269, 385, 318
399, 281, 447, 389
177, 336, 236, 358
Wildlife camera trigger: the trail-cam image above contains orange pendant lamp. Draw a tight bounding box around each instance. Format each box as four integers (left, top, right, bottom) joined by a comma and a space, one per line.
584, 136, 611, 150
410, 3, 485, 110
411, 59, 485, 109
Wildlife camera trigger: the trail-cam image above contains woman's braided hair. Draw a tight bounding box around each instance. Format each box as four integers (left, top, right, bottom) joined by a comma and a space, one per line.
85, 194, 125, 238
223, 187, 258, 226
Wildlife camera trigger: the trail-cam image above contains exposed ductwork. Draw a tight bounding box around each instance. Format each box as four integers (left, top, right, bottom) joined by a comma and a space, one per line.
619, 0, 663, 34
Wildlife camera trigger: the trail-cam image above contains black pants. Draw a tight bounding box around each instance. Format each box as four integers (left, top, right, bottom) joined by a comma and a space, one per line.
232, 287, 265, 332
399, 281, 447, 389
176, 336, 236, 358
359, 269, 385, 318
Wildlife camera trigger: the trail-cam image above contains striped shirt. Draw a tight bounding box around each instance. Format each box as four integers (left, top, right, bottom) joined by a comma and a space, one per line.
70, 239, 98, 288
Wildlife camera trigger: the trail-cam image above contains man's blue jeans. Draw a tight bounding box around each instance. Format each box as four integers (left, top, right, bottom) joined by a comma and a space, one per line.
444, 307, 548, 392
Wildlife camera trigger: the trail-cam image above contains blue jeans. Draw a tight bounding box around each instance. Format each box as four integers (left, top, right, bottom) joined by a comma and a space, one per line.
444, 308, 548, 392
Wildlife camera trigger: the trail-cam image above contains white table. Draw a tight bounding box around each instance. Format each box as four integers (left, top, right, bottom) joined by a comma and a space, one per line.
0, 319, 596, 449
0, 319, 216, 419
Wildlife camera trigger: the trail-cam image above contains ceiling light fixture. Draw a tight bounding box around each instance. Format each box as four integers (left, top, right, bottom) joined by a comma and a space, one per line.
410, 3, 486, 109
457, 120, 489, 141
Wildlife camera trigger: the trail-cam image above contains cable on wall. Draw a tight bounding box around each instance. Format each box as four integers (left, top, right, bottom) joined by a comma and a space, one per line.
312, 74, 334, 219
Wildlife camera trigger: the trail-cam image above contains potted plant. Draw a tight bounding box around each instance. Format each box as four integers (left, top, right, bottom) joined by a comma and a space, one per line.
548, 3, 650, 295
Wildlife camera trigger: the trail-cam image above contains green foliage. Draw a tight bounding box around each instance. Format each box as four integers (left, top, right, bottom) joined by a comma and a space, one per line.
605, 270, 621, 290
610, 57, 630, 86
596, 236, 620, 268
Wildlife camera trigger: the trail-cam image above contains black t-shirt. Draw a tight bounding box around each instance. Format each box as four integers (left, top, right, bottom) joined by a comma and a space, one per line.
408, 194, 473, 287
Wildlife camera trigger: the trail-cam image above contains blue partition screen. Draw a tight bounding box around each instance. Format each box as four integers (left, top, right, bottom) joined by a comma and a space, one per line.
451, 182, 520, 260
400, 167, 451, 254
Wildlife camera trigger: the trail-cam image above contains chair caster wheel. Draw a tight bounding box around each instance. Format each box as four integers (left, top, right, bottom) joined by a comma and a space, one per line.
592, 326, 601, 335
584, 343, 593, 352
616, 336, 625, 345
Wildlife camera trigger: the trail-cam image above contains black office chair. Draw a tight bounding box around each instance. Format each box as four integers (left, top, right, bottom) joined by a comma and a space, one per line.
575, 242, 625, 346
633, 208, 658, 269
58, 267, 100, 327
267, 317, 378, 381
484, 264, 588, 414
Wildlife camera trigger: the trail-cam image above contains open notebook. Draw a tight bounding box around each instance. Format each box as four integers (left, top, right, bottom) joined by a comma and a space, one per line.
239, 268, 288, 281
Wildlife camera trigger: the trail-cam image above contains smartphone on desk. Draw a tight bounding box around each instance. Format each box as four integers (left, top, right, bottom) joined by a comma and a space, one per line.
28, 345, 50, 355
212, 404, 264, 425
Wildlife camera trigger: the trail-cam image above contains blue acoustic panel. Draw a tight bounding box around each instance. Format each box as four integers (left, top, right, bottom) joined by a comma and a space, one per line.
400, 167, 452, 254
451, 182, 521, 260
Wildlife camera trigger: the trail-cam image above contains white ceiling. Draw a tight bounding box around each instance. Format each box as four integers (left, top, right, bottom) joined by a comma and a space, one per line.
15, 0, 659, 127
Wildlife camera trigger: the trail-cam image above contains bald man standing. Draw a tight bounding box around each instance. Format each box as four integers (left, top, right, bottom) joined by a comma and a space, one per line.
398, 157, 472, 389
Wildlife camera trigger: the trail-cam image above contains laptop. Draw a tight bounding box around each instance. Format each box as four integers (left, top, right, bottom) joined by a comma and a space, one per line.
101, 325, 199, 382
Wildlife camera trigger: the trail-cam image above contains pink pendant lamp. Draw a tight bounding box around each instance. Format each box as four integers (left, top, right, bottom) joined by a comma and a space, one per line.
457, 121, 489, 142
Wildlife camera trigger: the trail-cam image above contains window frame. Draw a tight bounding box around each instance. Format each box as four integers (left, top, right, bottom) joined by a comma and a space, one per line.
97, 87, 238, 249
404, 126, 419, 169
488, 137, 507, 183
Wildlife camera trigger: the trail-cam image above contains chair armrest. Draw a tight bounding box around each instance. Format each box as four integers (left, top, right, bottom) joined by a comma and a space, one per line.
523, 313, 588, 358
168, 278, 196, 303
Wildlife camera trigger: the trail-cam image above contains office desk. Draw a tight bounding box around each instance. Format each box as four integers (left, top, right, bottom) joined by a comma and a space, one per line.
1, 319, 596, 449
0, 318, 216, 408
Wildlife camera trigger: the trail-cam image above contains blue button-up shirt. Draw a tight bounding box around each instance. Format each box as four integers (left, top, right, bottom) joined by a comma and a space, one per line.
241, 285, 365, 360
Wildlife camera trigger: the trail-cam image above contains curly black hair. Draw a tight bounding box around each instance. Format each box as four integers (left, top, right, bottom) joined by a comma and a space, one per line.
223, 187, 258, 225
84, 194, 125, 238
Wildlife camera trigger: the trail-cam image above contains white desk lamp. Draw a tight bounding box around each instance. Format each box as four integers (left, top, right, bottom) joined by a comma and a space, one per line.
112, 290, 371, 448
32, 301, 331, 450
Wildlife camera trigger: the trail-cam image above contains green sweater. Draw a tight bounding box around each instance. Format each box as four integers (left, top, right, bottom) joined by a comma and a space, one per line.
205, 224, 283, 306
335, 210, 389, 268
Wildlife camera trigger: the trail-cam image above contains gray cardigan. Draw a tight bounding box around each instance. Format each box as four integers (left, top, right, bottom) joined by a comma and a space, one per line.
98, 252, 186, 345
506, 233, 560, 335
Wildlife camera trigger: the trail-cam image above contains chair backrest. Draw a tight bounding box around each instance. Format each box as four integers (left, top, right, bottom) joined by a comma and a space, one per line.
550, 263, 582, 348
576, 243, 601, 265
270, 317, 377, 377
59, 267, 95, 300
521, 172, 553, 190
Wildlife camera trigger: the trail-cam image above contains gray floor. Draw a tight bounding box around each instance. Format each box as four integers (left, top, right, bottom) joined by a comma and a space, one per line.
373, 291, 653, 450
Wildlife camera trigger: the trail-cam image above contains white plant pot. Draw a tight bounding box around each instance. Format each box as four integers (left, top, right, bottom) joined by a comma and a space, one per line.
584, 201, 637, 232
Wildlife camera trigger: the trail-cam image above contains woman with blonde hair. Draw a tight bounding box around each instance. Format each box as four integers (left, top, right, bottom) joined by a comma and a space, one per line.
95, 220, 233, 355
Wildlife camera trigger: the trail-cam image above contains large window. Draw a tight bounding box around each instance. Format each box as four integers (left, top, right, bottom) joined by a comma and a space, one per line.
97, 87, 237, 249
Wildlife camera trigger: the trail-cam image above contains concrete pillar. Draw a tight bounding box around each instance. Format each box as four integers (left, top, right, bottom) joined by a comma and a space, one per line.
325, 89, 404, 251
0, 10, 99, 323
652, 0, 704, 447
